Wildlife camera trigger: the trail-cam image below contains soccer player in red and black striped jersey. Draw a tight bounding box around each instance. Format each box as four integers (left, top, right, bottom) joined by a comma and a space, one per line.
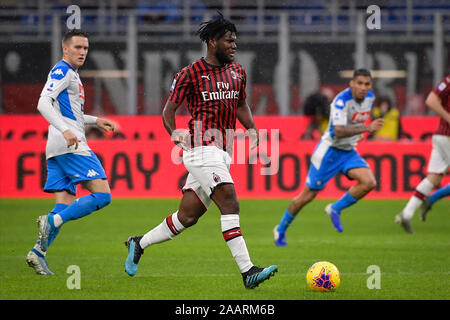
124, 14, 277, 289
167, 43, 247, 152
396, 74, 450, 233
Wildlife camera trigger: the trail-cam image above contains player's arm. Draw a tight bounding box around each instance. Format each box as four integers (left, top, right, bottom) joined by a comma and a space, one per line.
333, 119, 384, 138
162, 68, 191, 149
425, 91, 450, 125
37, 96, 80, 149
39, 67, 82, 149
84, 115, 117, 133
162, 99, 189, 150
236, 99, 259, 149
331, 98, 383, 138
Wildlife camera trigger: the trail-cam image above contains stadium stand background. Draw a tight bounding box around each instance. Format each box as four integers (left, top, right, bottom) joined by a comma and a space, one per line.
1, 0, 449, 199
0, 0, 448, 117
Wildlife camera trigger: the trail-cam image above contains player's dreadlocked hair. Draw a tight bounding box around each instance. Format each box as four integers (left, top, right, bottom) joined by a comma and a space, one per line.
196, 12, 237, 44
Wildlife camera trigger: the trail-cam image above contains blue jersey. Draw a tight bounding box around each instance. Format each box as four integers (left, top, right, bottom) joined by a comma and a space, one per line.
40, 60, 90, 159
321, 88, 375, 150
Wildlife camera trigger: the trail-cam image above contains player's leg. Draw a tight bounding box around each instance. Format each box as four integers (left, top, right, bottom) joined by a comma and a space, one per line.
325, 153, 375, 232
396, 171, 442, 230
402, 173, 442, 219
50, 178, 111, 229
38, 152, 111, 251
274, 186, 319, 246
140, 189, 206, 247
397, 135, 449, 232
124, 189, 207, 276
27, 156, 77, 275
136, 172, 210, 249
327, 167, 376, 223
176, 146, 276, 288
338, 167, 377, 205
124, 147, 217, 276
44, 191, 75, 244
26, 191, 75, 275
428, 183, 450, 205
276, 142, 340, 240
396, 173, 442, 233
421, 183, 450, 221
211, 183, 252, 273
211, 183, 277, 289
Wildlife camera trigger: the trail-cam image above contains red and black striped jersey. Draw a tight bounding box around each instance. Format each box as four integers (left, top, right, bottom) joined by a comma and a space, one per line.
432, 74, 450, 136
168, 58, 247, 151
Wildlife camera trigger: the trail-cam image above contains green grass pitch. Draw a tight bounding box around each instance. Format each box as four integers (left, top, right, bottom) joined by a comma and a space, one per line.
0, 198, 449, 300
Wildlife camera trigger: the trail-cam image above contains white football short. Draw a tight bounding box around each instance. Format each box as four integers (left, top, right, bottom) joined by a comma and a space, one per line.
427, 134, 450, 174
182, 146, 234, 208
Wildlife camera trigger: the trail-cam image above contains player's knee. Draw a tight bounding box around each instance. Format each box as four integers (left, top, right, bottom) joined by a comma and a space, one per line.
293, 190, 316, 206
92, 192, 111, 210
363, 178, 377, 192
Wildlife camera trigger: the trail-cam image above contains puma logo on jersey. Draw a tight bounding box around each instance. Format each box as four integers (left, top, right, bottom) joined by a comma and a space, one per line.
201, 75, 210, 80
87, 169, 99, 177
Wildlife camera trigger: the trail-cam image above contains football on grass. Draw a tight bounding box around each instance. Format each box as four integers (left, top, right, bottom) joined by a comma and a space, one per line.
306, 261, 340, 291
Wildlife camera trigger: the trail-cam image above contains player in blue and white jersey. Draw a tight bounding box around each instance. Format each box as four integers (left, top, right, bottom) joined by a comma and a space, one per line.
26, 30, 117, 275
273, 69, 384, 245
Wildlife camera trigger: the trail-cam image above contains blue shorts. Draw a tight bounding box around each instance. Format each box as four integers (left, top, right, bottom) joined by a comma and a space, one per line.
44, 151, 107, 195
306, 142, 369, 190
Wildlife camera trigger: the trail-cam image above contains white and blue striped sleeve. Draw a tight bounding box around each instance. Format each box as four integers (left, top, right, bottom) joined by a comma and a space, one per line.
331, 96, 348, 126
40, 63, 71, 100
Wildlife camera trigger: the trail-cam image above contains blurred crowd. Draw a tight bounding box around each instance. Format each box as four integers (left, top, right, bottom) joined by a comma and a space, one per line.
300, 91, 403, 142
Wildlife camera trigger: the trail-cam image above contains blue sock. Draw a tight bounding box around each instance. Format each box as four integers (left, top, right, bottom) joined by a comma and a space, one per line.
429, 184, 450, 205
58, 192, 111, 224
331, 192, 357, 213
277, 209, 296, 233
48, 203, 69, 246
35, 203, 68, 249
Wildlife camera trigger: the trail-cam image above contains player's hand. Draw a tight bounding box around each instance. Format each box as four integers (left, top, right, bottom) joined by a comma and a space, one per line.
171, 129, 190, 151
63, 130, 81, 150
96, 118, 117, 133
368, 118, 384, 132
248, 128, 259, 150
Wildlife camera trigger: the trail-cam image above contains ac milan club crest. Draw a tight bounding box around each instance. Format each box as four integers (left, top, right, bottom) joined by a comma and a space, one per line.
212, 173, 221, 183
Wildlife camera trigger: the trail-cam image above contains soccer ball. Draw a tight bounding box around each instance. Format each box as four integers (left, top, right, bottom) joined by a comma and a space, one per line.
306, 261, 340, 291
